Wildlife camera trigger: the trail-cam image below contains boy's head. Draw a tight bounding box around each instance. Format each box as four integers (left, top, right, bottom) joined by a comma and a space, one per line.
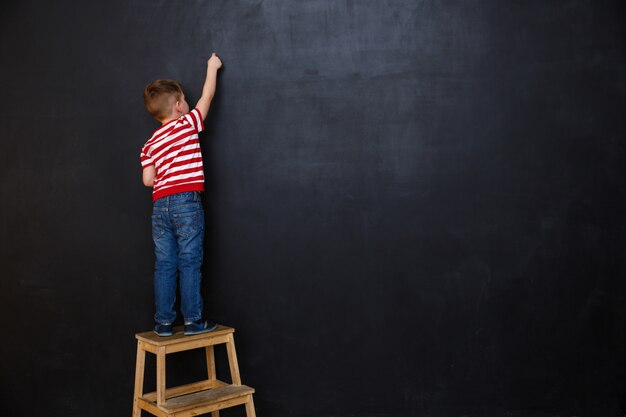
144, 79, 188, 122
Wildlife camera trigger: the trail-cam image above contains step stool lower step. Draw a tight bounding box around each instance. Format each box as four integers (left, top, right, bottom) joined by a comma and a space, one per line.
138, 385, 255, 417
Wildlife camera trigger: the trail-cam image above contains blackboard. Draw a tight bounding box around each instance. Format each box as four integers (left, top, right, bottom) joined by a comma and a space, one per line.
0, 0, 625, 416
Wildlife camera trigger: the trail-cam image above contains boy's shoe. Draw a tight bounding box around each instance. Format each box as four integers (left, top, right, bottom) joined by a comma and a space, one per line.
184, 319, 218, 335
154, 323, 174, 337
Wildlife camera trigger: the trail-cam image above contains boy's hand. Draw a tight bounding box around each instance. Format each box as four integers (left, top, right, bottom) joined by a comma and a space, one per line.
208, 53, 222, 70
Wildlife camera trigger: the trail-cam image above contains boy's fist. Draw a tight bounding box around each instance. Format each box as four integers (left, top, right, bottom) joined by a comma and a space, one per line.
208, 53, 222, 69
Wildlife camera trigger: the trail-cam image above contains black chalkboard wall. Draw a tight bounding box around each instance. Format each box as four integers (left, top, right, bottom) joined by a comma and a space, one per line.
1, 0, 625, 416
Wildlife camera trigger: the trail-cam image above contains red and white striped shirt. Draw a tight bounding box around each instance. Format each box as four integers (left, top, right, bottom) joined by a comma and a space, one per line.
140, 108, 205, 201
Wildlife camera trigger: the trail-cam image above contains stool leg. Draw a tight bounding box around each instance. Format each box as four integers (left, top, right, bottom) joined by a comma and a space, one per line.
156, 346, 167, 406
205, 346, 220, 417
132, 340, 146, 417
225, 334, 242, 385
205, 345, 217, 383
245, 394, 256, 417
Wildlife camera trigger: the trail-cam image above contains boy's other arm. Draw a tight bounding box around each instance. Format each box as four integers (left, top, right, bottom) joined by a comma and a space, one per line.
196, 52, 223, 121
142, 165, 156, 187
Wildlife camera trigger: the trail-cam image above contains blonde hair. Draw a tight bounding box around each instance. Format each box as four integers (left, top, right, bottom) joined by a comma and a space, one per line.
143, 79, 183, 121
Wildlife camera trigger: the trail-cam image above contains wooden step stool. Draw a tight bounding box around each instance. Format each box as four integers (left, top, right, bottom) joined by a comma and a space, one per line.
132, 325, 256, 417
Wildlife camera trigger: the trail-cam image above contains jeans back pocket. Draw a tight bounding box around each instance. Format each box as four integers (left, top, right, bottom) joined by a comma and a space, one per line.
174, 210, 204, 239
152, 214, 165, 240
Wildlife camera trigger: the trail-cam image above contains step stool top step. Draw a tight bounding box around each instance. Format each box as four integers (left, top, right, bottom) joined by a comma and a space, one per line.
135, 324, 234, 345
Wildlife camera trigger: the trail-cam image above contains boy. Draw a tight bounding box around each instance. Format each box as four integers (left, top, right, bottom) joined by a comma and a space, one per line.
140, 53, 222, 336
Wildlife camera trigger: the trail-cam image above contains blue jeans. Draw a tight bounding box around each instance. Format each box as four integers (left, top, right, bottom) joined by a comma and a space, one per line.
152, 192, 204, 325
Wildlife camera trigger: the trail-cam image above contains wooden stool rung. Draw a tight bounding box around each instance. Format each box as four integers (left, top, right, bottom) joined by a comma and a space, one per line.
142, 379, 229, 402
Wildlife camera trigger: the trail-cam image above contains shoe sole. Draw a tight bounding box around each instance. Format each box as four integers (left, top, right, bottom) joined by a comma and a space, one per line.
153, 330, 174, 337
184, 323, 218, 335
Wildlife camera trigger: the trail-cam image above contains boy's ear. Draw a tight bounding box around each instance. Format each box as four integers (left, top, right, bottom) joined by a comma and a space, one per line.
174, 100, 182, 112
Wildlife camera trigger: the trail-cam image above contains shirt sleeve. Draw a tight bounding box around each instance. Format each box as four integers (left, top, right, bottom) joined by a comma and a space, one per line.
140, 146, 154, 168
184, 108, 205, 133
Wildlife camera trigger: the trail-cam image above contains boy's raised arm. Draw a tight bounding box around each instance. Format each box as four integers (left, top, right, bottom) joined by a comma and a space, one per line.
196, 53, 222, 121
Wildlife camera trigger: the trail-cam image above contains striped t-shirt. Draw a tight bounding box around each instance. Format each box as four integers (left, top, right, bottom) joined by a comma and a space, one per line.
140, 108, 205, 201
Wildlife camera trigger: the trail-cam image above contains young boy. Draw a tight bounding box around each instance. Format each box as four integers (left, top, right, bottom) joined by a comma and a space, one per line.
140, 53, 222, 336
